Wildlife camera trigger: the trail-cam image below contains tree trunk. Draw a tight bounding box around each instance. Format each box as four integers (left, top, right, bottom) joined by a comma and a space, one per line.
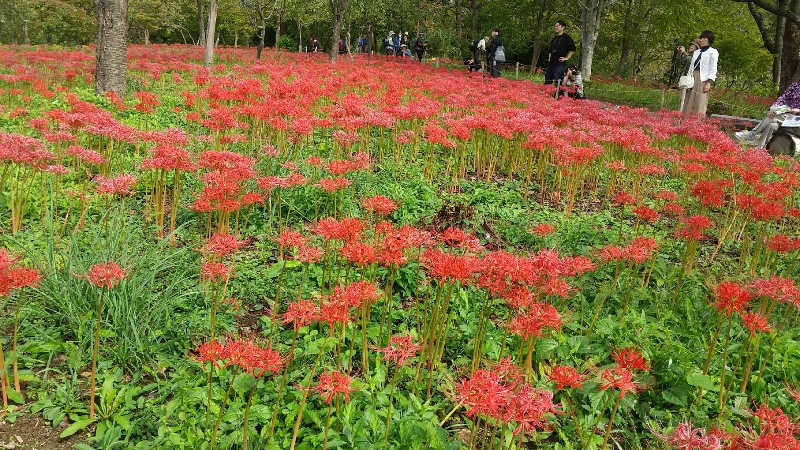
298, 20, 302, 52
275, 0, 286, 50
257, 15, 266, 59
470, 0, 480, 40
579, 0, 609, 81
328, 0, 350, 63
144, 28, 150, 45
455, 0, 462, 41
235, 30, 238, 48
615, 0, 633, 77
204, 0, 218, 67
95, 0, 128, 96
197, 0, 206, 47
781, 1, 800, 91
530, 40, 542, 73
23, 20, 30, 45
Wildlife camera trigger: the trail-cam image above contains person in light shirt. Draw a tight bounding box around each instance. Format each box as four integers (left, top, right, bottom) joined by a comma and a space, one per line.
735, 81, 800, 148
682, 30, 718, 118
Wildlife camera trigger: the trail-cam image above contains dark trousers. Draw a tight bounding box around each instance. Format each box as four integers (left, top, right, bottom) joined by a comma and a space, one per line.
487, 59, 500, 77
545, 62, 566, 85
416, 50, 424, 61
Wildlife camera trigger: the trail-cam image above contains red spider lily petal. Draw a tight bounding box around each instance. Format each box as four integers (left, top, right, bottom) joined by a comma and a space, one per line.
548, 365, 585, 390
503, 385, 559, 436
373, 334, 422, 366
315, 371, 357, 404
507, 303, 562, 340
85, 261, 126, 289
201, 261, 230, 283
296, 245, 324, 263
740, 311, 771, 335
532, 224, 556, 236
713, 281, 753, 317
192, 340, 226, 368
361, 196, 398, 216
94, 174, 137, 195
276, 229, 305, 248
600, 366, 639, 399
282, 299, 318, 329
204, 233, 245, 258
611, 347, 650, 372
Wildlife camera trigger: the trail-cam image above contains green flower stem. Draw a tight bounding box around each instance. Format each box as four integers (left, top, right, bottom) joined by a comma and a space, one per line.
88, 289, 105, 420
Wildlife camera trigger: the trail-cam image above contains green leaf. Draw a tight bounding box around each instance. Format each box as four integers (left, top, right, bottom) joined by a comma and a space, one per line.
686, 371, 717, 392
59, 418, 97, 438
233, 372, 256, 397
7, 389, 24, 404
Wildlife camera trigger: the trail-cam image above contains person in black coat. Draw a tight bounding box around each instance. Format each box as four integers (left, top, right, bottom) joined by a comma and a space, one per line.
545, 21, 576, 85
486, 29, 502, 78
413, 33, 427, 62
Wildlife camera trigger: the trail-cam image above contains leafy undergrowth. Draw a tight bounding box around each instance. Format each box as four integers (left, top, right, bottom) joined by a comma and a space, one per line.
0, 44, 798, 449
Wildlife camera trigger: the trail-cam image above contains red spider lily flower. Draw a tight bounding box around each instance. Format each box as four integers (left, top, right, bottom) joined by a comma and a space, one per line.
84, 262, 127, 289
201, 262, 230, 283
611, 191, 636, 206
623, 237, 659, 264
740, 311, 771, 335
361, 196, 398, 216
766, 235, 800, 253
559, 256, 596, 277
94, 174, 137, 196
373, 334, 422, 366
654, 190, 678, 202
240, 192, 264, 207
548, 365, 585, 390
675, 215, 713, 241
692, 179, 727, 208
600, 366, 639, 399
652, 422, 723, 450
67, 145, 106, 166
750, 201, 785, 223
331, 281, 382, 309
140, 145, 196, 172
422, 248, 480, 284
319, 299, 350, 333
203, 233, 245, 258
637, 164, 667, 176
753, 404, 792, 434
607, 160, 626, 171
507, 303, 562, 339
492, 356, 526, 388
313, 217, 364, 242
749, 277, 798, 304
611, 347, 650, 372
317, 176, 351, 192
45, 164, 69, 175
713, 281, 753, 317
340, 240, 377, 267
192, 340, 227, 368
662, 202, 685, 216
276, 229, 305, 249
224, 340, 282, 378
502, 385, 559, 436
307, 156, 323, 167
455, 369, 512, 418
441, 227, 483, 252
632, 205, 659, 224
315, 371, 356, 404
532, 224, 556, 236
296, 245, 324, 263
0, 250, 41, 297
281, 161, 298, 171
282, 299, 318, 330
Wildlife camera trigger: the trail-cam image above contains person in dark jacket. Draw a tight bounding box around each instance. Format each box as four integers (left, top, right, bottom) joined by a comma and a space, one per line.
392, 32, 401, 56
310, 38, 321, 53
545, 21, 576, 85
486, 29, 502, 78
413, 33, 426, 62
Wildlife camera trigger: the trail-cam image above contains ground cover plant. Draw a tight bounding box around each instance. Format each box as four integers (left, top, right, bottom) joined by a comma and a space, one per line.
0, 44, 799, 449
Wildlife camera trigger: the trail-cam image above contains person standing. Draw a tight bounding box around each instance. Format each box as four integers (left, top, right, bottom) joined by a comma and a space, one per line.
392, 32, 401, 56
682, 31, 718, 118
486, 28, 503, 78
545, 21, 576, 85
413, 32, 426, 62
310, 38, 321, 53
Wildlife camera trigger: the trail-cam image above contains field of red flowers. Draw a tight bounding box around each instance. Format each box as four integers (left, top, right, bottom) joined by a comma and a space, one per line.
0, 44, 799, 449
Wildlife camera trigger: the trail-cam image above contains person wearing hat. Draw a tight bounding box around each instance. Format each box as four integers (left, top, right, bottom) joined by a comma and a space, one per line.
401, 32, 410, 51
413, 32, 427, 62
392, 31, 401, 56
384, 31, 395, 55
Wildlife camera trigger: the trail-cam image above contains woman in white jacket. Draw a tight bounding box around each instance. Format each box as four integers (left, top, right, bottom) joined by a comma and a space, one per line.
682, 30, 718, 118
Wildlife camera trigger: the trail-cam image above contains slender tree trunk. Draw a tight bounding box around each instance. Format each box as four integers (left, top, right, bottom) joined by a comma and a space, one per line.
95, 0, 128, 96
773, 1, 787, 84
455, 0, 462, 41
144, 28, 150, 45
197, 0, 206, 47
257, 16, 266, 59
275, 0, 285, 50
470, 0, 480, 40
780, 0, 800, 90
328, 0, 350, 62
23, 20, 30, 45
204, 0, 218, 67
530, 40, 542, 73
579, 0, 609, 81
234, 30, 238, 48
297, 20, 302, 52
616, 0, 634, 77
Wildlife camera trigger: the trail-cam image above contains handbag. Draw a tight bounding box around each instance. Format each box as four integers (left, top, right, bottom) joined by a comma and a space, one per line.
494, 46, 506, 63
678, 74, 694, 89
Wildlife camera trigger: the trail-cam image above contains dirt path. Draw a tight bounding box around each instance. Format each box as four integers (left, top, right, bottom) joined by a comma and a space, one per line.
0, 412, 86, 450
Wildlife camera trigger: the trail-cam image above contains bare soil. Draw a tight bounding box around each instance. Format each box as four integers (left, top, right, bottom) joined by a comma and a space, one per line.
0, 412, 86, 450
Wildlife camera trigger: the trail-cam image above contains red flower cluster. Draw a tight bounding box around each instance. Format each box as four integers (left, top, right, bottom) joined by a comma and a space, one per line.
84, 261, 126, 289
330, 280, 381, 308
373, 334, 422, 366
282, 299, 318, 330
204, 233, 245, 258
193, 339, 282, 378
361, 196, 398, 216
0, 249, 40, 297
315, 371, 356, 404
94, 174, 137, 195
713, 281, 753, 317
201, 261, 231, 283
548, 365, 585, 390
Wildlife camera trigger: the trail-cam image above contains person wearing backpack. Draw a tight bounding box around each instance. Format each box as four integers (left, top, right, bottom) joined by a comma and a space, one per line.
413, 32, 427, 62
545, 21, 576, 85
486, 28, 503, 78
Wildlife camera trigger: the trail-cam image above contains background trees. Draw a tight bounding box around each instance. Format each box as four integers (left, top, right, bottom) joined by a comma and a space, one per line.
0, 0, 792, 94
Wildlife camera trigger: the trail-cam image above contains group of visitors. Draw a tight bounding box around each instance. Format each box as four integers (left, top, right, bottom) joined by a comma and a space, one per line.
466, 29, 504, 77
382, 31, 427, 61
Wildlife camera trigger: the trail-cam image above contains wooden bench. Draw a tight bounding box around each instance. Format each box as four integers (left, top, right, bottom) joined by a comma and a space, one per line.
710, 114, 760, 131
